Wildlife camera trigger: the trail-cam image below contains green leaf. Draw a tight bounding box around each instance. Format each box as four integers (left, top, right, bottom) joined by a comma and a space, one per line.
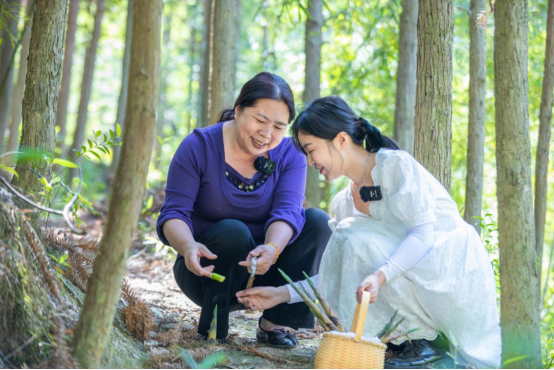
103, 134, 107, 142
109, 129, 114, 139
501, 355, 529, 368
88, 139, 93, 148
96, 146, 107, 154
81, 145, 87, 153
146, 195, 153, 209
198, 353, 226, 369
89, 150, 102, 161
53, 158, 79, 168
116, 123, 122, 137
0, 164, 18, 179
95, 130, 102, 137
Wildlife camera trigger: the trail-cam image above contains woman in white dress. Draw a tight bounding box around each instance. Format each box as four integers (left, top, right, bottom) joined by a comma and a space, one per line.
236, 96, 501, 369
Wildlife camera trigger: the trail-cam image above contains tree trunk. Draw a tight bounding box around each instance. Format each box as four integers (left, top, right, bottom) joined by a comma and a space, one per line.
7, 0, 34, 153
72, 0, 161, 367
393, 0, 417, 155
199, 0, 212, 128
0, 0, 22, 154
12, 0, 68, 200
187, 1, 199, 134
463, 0, 487, 233
152, 8, 171, 168
0, 198, 56, 366
67, 0, 105, 180
209, 0, 239, 126
535, 0, 554, 274
109, 0, 133, 178
414, 0, 453, 191
303, 0, 323, 209
55, 0, 80, 153
494, 1, 542, 367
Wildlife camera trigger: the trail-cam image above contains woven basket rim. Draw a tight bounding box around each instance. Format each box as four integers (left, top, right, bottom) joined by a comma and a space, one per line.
322, 331, 388, 350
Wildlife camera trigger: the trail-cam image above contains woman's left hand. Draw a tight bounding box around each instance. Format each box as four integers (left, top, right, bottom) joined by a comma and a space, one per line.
356, 271, 386, 304
238, 244, 277, 275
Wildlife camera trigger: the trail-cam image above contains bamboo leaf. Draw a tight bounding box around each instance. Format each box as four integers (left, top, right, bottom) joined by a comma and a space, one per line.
0, 164, 18, 179
89, 150, 102, 161
53, 158, 79, 168
116, 123, 122, 136
95, 130, 102, 137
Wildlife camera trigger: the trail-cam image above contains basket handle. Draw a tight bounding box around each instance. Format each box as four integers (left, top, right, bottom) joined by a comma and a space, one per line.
350, 291, 370, 341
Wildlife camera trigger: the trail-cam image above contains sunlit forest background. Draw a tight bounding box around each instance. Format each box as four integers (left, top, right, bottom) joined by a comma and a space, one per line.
1, 0, 554, 367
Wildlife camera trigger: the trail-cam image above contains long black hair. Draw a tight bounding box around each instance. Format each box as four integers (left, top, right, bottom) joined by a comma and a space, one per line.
291, 95, 399, 153
218, 72, 296, 123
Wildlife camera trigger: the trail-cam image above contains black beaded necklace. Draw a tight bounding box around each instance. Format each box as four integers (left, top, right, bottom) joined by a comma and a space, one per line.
226, 171, 270, 192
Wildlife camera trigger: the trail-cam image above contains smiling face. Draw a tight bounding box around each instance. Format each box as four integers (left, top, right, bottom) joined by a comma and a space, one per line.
233, 98, 289, 156
298, 131, 346, 182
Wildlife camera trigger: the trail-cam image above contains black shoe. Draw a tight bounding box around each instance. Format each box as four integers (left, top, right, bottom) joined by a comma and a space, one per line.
256, 318, 299, 349
385, 339, 452, 369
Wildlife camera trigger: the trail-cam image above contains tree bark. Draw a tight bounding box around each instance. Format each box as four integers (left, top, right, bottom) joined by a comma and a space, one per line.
463, 0, 487, 233
187, 1, 199, 134
303, 0, 323, 209
494, 1, 542, 367
67, 0, 105, 180
72, 0, 161, 367
0, 0, 22, 154
55, 0, 80, 153
414, 0, 453, 191
535, 0, 554, 274
153, 8, 171, 168
7, 0, 34, 153
199, 0, 212, 128
393, 0, 417, 155
12, 0, 68, 200
109, 0, 133, 178
209, 0, 239, 126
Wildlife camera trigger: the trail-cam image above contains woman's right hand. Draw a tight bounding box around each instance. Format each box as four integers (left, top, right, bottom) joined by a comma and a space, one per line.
236, 286, 290, 311
182, 242, 218, 277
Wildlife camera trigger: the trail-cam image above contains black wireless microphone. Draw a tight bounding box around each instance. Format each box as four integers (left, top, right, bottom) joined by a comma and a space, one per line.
254, 156, 277, 175
359, 186, 383, 202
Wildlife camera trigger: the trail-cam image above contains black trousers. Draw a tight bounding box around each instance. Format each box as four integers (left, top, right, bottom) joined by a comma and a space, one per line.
173, 208, 332, 338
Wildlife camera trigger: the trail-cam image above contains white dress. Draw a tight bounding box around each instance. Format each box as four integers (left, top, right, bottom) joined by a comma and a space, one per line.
318, 148, 501, 369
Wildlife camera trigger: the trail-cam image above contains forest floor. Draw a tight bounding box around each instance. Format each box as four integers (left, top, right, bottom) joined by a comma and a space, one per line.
58, 210, 322, 369
124, 248, 321, 369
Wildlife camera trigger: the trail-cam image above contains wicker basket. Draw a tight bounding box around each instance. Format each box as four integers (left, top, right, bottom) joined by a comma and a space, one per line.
314, 291, 387, 369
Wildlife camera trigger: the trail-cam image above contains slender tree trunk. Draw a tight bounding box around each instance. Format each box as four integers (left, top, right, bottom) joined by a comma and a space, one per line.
495, 1, 542, 367
535, 0, 554, 273
393, 0, 417, 155
199, 0, 212, 128
56, 0, 80, 153
153, 9, 171, 167
414, 0, 454, 191
67, 0, 106, 180
303, 0, 323, 209
464, 0, 487, 233
12, 0, 69, 199
209, 0, 239, 125
7, 0, 34, 153
0, 0, 22, 154
109, 0, 133, 177
187, 2, 198, 134
72, 0, 161, 367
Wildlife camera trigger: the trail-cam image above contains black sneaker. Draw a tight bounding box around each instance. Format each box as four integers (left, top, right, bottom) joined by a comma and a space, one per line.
256, 318, 299, 349
385, 338, 452, 369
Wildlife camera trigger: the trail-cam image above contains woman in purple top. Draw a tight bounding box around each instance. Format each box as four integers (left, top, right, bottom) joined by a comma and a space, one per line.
157, 72, 331, 347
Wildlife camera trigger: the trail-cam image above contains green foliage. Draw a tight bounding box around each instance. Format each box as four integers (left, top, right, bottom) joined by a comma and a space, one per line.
177, 349, 226, 369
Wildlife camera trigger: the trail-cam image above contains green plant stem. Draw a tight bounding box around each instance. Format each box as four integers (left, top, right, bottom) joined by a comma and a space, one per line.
278, 269, 338, 332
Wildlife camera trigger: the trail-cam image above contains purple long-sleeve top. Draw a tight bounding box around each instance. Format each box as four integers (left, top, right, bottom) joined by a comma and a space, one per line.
157, 122, 307, 247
